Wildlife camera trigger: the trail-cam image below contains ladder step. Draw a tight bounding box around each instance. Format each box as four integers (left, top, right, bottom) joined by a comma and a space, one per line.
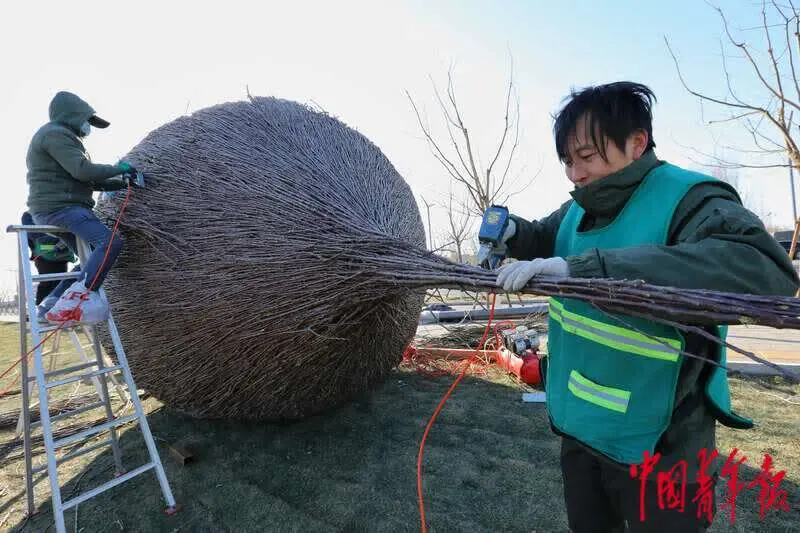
53, 414, 138, 449
33, 323, 72, 334
32, 272, 81, 283
28, 361, 98, 382
8, 223, 73, 234
45, 365, 122, 390
31, 322, 105, 334
62, 462, 155, 511
32, 401, 106, 429
48, 361, 98, 378
32, 438, 113, 474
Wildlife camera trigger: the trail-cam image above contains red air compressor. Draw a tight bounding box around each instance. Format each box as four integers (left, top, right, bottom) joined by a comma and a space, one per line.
494, 324, 542, 386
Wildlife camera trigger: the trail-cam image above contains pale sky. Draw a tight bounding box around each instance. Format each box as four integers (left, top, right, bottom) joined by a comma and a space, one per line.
0, 0, 795, 294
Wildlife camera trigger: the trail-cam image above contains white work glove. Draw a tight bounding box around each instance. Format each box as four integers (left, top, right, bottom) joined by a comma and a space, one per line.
496, 257, 570, 292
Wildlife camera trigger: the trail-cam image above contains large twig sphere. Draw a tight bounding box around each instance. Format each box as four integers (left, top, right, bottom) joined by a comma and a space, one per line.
97, 97, 427, 420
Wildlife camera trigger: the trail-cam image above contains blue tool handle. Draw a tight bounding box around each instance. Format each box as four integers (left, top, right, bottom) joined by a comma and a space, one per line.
478, 205, 509, 242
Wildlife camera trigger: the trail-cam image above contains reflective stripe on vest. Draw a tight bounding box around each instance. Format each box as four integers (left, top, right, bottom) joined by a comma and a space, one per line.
568, 370, 631, 413
549, 299, 681, 362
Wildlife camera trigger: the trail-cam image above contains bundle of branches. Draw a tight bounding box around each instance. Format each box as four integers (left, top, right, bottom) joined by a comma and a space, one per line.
366, 251, 800, 379
95, 96, 799, 423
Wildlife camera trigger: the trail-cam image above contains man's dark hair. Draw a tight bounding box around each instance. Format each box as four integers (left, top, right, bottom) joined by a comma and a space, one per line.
553, 81, 656, 162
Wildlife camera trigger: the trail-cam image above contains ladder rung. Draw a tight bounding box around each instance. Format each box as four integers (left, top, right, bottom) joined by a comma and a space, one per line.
29, 321, 100, 333
32, 438, 113, 474
62, 462, 155, 511
53, 414, 138, 449
48, 361, 98, 378
33, 323, 72, 334
32, 321, 102, 334
32, 272, 81, 283
45, 365, 122, 390
32, 401, 106, 429
28, 361, 98, 382
7, 224, 74, 234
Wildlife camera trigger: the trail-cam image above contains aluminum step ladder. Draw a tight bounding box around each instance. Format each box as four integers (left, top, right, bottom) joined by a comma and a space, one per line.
7, 224, 179, 533
14, 324, 129, 438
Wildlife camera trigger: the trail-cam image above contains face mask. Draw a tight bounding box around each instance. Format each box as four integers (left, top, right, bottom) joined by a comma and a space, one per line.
79, 121, 91, 137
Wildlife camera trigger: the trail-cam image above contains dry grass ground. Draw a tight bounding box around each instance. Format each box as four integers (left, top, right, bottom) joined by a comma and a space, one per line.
0, 322, 798, 532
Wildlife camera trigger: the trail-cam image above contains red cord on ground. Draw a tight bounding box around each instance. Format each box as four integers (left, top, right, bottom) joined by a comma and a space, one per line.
417, 291, 498, 533
0, 185, 133, 398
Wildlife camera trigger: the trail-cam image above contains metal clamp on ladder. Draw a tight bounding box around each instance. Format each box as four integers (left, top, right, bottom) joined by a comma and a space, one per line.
6, 224, 180, 533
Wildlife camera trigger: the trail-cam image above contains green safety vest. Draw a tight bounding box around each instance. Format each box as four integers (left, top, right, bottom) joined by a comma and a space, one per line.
547, 163, 752, 465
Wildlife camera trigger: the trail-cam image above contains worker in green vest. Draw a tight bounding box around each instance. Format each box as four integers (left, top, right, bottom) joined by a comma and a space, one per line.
493, 82, 799, 533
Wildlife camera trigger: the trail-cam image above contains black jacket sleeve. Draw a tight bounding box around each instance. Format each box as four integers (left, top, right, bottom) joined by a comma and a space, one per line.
505, 200, 573, 260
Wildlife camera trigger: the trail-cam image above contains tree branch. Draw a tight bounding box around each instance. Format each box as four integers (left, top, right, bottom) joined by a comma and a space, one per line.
445, 70, 485, 207
430, 73, 474, 178
771, 0, 800, 103
744, 114, 788, 151
673, 134, 792, 169
406, 91, 476, 189
711, 1, 800, 113
761, 0, 789, 125
665, 35, 800, 155
707, 110, 761, 124
485, 54, 516, 197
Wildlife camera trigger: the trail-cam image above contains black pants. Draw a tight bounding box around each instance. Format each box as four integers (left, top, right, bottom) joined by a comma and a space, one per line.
33, 259, 69, 305
560, 438, 715, 533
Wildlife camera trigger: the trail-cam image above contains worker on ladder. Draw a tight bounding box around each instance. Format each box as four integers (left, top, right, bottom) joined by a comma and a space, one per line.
490, 82, 799, 532
25, 91, 141, 324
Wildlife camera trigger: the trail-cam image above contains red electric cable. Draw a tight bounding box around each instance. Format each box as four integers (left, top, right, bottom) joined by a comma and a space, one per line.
417, 291, 498, 533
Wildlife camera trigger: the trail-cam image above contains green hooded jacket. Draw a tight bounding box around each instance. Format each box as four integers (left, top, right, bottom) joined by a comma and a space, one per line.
507, 150, 799, 475
26, 92, 128, 214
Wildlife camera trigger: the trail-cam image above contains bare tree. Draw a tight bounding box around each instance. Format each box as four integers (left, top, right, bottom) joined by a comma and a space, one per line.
665, 1, 800, 171
665, 1, 800, 282
407, 58, 532, 218
408, 59, 534, 308
444, 190, 474, 263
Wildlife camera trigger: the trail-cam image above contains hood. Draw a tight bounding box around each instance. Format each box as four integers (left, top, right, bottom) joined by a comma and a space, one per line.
48, 91, 100, 134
